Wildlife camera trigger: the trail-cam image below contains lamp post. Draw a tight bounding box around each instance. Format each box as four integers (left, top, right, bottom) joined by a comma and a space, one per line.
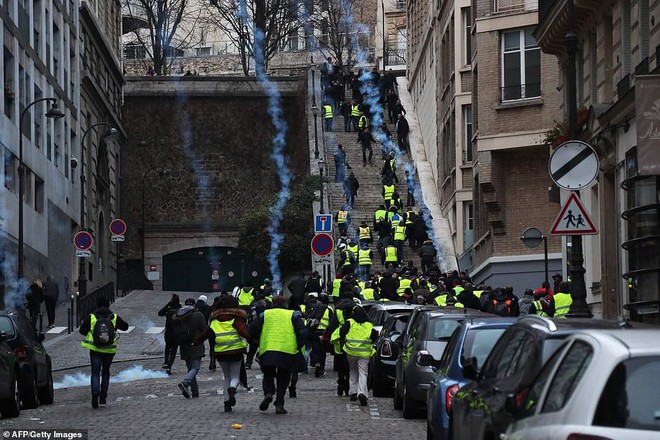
382, 0, 387, 69
17, 98, 64, 278
318, 159, 326, 214
312, 104, 320, 159
77, 123, 117, 300
141, 167, 165, 272
311, 69, 317, 107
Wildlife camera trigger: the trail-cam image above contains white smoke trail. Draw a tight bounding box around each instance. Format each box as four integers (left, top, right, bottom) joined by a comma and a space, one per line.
54, 364, 168, 389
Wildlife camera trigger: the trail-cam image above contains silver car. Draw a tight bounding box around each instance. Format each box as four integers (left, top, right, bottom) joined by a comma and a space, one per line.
504, 328, 660, 440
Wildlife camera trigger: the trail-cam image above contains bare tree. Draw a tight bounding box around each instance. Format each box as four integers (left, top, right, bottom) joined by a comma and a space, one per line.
123, 0, 207, 75
206, 0, 303, 75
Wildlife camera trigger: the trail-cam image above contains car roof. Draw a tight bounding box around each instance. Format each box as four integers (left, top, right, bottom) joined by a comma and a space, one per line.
572, 328, 660, 353
462, 317, 518, 328
425, 308, 494, 318
371, 303, 419, 310
515, 315, 652, 335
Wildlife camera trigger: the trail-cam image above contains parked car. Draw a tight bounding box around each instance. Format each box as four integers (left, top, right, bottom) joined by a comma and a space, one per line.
369, 312, 414, 397
450, 316, 647, 440
0, 310, 54, 409
368, 302, 418, 335
358, 300, 379, 315
426, 318, 515, 440
0, 333, 20, 418
393, 306, 494, 418
503, 328, 660, 440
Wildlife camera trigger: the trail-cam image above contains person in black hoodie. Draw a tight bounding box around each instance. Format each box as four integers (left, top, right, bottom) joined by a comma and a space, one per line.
323, 295, 356, 396
79, 297, 129, 408
158, 294, 181, 374
456, 284, 483, 310
378, 270, 399, 300
173, 298, 208, 400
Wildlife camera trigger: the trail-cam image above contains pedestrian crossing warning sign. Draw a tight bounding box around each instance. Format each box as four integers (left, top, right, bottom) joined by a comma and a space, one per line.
550, 192, 598, 235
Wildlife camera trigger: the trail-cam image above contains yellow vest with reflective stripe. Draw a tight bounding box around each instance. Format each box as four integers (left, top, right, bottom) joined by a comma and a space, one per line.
383, 185, 395, 201
393, 225, 406, 241
553, 292, 573, 318
405, 211, 415, 225
300, 304, 306, 314
359, 115, 368, 128
332, 278, 342, 297
330, 309, 346, 354
342, 250, 354, 267
318, 307, 331, 331
435, 295, 448, 306
337, 210, 349, 224
358, 249, 372, 266
348, 244, 359, 255
397, 278, 412, 294
351, 105, 360, 116
375, 210, 387, 222
343, 319, 375, 358
390, 214, 402, 227
259, 309, 298, 355
361, 288, 376, 300
473, 290, 484, 298
533, 300, 549, 317
81, 314, 119, 354
238, 287, 254, 307
385, 246, 398, 262
323, 105, 333, 118
359, 226, 371, 240
211, 319, 247, 352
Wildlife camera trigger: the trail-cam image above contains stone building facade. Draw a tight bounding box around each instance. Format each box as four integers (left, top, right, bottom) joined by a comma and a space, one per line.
121, 77, 308, 291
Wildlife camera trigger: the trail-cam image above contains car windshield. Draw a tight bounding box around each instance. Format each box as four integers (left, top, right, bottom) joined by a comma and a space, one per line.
594, 356, 660, 432
460, 327, 506, 369
427, 318, 461, 340
0, 316, 15, 338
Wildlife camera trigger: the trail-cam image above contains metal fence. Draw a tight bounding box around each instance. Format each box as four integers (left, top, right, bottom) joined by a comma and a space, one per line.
385, 49, 407, 66
76, 282, 115, 327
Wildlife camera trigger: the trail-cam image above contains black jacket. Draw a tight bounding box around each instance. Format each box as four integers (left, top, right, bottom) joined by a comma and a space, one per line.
396, 116, 410, 136
158, 302, 181, 334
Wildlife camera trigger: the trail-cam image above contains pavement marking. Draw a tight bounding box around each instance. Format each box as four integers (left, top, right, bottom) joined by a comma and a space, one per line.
369, 402, 380, 419
117, 326, 135, 334
145, 394, 158, 398
145, 326, 164, 334
46, 326, 67, 334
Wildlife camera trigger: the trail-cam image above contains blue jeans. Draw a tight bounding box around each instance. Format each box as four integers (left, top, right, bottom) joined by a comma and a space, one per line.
90, 351, 114, 398
325, 118, 333, 132
183, 357, 201, 394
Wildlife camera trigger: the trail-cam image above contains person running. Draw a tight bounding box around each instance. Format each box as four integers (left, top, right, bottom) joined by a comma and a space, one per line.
158, 294, 182, 375
79, 297, 129, 408
172, 298, 207, 400
339, 306, 378, 406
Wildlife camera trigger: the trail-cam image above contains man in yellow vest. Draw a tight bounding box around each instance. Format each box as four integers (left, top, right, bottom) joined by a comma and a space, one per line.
79, 297, 129, 408
249, 296, 307, 415
351, 99, 361, 131
374, 204, 388, 227
339, 306, 377, 406
358, 110, 369, 130
357, 244, 373, 281
323, 102, 334, 132
236, 283, 255, 312
553, 282, 573, 318
335, 206, 350, 237
392, 223, 407, 264
357, 220, 373, 247
384, 243, 398, 270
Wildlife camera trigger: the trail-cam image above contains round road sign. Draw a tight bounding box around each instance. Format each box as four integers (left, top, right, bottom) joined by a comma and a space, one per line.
549, 140, 599, 190
74, 231, 94, 251
109, 218, 127, 236
521, 227, 544, 248
311, 233, 334, 257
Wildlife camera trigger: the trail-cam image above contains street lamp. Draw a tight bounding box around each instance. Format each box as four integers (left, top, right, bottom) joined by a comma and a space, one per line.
318, 159, 326, 214
77, 123, 118, 300
141, 166, 166, 272
18, 98, 64, 278
311, 68, 317, 107
312, 104, 320, 159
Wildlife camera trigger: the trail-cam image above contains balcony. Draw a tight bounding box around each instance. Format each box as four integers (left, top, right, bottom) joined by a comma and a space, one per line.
494, 0, 538, 13
385, 49, 406, 66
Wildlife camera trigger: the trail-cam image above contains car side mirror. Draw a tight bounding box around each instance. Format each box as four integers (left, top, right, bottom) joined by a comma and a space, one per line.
39, 332, 45, 342
0, 332, 6, 342
462, 356, 479, 381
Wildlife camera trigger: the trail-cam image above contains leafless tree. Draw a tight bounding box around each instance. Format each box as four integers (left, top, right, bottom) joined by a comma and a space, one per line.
206, 0, 303, 75
122, 0, 207, 75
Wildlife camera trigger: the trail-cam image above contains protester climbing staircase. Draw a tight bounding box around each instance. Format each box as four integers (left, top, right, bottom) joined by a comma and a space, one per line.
322, 117, 425, 276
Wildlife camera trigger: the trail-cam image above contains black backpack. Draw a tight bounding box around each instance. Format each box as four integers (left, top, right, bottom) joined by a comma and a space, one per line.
492, 299, 512, 317
173, 313, 195, 345
92, 314, 116, 347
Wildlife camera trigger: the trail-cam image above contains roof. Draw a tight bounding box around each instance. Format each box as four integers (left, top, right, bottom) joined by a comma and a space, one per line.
370, 303, 419, 310
425, 309, 494, 318
578, 328, 660, 352
517, 316, 654, 334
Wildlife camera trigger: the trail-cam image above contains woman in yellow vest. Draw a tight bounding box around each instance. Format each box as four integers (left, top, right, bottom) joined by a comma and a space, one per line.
339, 306, 378, 406
195, 296, 250, 413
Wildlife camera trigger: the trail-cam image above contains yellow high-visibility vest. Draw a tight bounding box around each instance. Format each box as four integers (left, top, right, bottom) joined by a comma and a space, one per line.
323, 105, 333, 118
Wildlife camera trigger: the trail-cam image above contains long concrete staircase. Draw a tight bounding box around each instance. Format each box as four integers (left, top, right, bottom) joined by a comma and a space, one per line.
322, 113, 425, 276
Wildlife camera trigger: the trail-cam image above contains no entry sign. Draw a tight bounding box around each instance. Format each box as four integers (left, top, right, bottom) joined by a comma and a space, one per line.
311, 233, 334, 257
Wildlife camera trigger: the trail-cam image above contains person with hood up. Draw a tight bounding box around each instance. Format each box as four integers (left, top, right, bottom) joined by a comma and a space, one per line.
456, 284, 483, 310
79, 297, 129, 408
158, 294, 182, 374
518, 289, 537, 316
339, 306, 378, 406
304, 292, 331, 378
323, 294, 356, 396
173, 298, 207, 400
195, 296, 250, 412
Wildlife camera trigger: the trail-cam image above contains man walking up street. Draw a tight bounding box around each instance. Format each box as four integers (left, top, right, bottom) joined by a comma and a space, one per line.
43, 275, 60, 329
323, 102, 334, 132
173, 298, 207, 400
79, 297, 129, 408
249, 296, 307, 414
357, 127, 378, 166
334, 144, 347, 183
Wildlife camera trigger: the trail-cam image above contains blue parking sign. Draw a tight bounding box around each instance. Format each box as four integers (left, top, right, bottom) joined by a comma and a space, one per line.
315, 214, 332, 233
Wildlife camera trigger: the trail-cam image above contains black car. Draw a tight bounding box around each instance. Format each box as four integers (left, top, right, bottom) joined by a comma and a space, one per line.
394, 306, 494, 418
0, 334, 20, 418
369, 312, 414, 397
450, 316, 646, 440
0, 311, 54, 409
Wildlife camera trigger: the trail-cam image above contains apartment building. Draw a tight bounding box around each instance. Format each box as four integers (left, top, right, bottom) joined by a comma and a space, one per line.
1, 0, 123, 296
408, 0, 566, 295
378, 0, 407, 71
536, 0, 660, 323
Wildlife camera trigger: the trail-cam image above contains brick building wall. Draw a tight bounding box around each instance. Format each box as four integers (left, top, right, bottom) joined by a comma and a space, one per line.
120, 77, 308, 264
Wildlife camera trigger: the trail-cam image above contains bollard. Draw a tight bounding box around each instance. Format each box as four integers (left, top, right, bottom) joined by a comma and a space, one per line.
67, 308, 71, 334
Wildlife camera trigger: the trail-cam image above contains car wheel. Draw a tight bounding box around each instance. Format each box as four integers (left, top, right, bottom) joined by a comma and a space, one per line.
37, 366, 54, 405
402, 381, 419, 419
21, 375, 39, 409
393, 381, 403, 410
0, 370, 21, 418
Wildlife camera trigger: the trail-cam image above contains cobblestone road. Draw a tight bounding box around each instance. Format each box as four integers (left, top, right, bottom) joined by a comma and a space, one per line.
0, 291, 425, 439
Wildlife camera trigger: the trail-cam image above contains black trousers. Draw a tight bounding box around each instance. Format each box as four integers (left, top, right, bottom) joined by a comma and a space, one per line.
261, 365, 291, 406
246, 342, 258, 367
44, 296, 57, 327
310, 335, 326, 369
334, 353, 349, 392
164, 334, 178, 368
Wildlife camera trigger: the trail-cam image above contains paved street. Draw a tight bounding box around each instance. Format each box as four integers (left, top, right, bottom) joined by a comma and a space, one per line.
0, 291, 424, 439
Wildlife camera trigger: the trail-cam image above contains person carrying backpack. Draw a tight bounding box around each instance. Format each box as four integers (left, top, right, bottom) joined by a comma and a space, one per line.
79, 297, 129, 409
172, 298, 207, 399
158, 294, 182, 375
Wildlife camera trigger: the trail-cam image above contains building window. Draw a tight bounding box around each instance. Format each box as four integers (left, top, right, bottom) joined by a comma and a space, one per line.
195, 47, 211, 56
501, 28, 541, 101
463, 105, 472, 162
34, 175, 44, 213
462, 7, 471, 66
4, 149, 16, 194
